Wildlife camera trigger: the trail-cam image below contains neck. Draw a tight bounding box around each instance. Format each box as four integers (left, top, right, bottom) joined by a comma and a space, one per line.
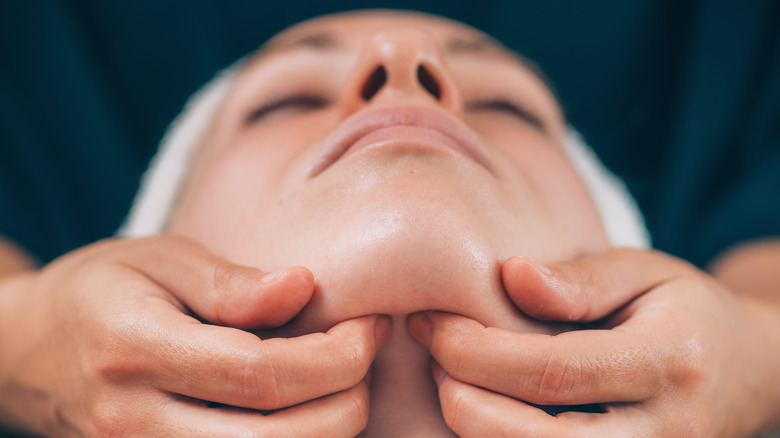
358, 316, 455, 437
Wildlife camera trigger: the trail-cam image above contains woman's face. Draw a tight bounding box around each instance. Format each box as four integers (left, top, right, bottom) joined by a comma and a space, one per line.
170, 11, 609, 436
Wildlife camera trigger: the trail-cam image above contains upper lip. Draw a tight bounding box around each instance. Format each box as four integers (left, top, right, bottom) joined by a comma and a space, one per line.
308, 105, 495, 177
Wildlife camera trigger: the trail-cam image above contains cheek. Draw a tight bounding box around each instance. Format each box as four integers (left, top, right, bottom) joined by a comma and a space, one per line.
518, 150, 609, 255
470, 118, 609, 256
170, 115, 333, 253
230, 113, 335, 183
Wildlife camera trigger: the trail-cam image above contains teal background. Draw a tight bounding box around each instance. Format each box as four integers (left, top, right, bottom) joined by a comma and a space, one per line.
1, 0, 778, 268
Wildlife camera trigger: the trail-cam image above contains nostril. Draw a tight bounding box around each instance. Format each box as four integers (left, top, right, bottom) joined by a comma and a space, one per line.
361, 65, 387, 101
417, 65, 441, 100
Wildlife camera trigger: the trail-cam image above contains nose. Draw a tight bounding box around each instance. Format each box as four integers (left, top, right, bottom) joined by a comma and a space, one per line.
338, 28, 463, 117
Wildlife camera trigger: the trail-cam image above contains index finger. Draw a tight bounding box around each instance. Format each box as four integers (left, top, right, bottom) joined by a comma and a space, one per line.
113, 305, 391, 411
410, 311, 674, 406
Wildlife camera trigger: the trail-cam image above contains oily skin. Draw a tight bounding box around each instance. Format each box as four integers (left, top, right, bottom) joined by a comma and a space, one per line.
172, 11, 607, 327
0, 10, 775, 438
170, 11, 609, 437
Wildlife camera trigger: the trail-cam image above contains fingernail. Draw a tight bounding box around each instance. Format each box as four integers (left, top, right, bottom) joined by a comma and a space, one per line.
374, 315, 392, 348
408, 312, 432, 347
431, 361, 446, 385
261, 269, 285, 284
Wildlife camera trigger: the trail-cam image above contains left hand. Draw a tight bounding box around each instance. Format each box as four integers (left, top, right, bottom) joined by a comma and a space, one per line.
408, 248, 780, 437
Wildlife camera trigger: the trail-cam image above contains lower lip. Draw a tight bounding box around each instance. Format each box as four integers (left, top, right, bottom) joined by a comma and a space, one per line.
340, 125, 466, 163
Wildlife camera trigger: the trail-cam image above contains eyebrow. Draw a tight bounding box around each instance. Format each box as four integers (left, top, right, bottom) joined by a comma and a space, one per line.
445, 35, 506, 54
282, 32, 340, 50
258, 29, 562, 118
263, 31, 508, 56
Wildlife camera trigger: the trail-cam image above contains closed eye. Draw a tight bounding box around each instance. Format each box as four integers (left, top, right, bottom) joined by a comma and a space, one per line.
247, 94, 329, 124
466, 99, 545, 132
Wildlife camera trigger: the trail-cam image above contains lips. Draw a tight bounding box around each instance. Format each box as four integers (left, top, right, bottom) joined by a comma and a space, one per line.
309, 105, 494, 177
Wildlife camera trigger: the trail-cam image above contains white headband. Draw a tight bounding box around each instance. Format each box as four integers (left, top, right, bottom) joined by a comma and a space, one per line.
120, 62, 650, 249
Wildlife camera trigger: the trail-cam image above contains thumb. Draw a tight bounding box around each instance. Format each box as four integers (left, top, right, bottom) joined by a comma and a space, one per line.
501, 248, 684, 322
120, 235, 315, 329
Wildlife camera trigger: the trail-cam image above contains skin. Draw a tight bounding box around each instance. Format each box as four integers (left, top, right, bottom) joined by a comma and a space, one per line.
0, 238, 34, 276
0, 10, 778, 438
410, 249, 780, 437
169, 10, 609, 436
172, 11, 780, 437
0, 235, 388, 437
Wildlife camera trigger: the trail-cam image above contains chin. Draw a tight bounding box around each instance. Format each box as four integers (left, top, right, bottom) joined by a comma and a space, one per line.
257, 173, 567, 337
176, 158, 588, 436
251, 183, 573, 436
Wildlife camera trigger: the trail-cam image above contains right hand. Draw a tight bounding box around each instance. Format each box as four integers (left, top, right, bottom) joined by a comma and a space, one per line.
0, 235, 390, 437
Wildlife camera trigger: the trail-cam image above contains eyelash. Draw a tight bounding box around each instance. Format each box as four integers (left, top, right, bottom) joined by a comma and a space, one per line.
246, 94, 544, 132
247, 93, 329, 123
466, 99, 545, 131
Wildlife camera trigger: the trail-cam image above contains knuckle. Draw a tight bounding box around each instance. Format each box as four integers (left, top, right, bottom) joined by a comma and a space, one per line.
571, 283, 595, 321
238, 351, 282, 409
451, 342, 470, 380
554, 267, 595, 321
432, 325, 470, 377
91, 319, 147, 383
532, 350, 583, 403
344, 333, 373, 385
344, 386, 370, 431
213, 262, 244, 296
92, 344, 131, 382
211, 264, 249, 323
440, 382, 471, 434
666, 336, 709, 387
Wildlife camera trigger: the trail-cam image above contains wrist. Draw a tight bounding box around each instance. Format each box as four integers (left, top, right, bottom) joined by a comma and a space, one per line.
736, 296, 780, 434
0, 271, 44, 434
0, 272, 36, 376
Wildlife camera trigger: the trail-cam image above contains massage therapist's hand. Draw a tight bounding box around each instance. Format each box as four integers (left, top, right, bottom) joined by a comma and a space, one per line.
0, 235, 388, 437
409, 248, 780, 437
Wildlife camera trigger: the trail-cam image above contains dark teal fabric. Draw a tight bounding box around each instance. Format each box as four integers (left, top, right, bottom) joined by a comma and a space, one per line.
1, 0, 778, 268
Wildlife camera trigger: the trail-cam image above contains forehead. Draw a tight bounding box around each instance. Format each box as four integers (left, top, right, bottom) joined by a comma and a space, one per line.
222, 9, 564, 132
261, 10, 511, 59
